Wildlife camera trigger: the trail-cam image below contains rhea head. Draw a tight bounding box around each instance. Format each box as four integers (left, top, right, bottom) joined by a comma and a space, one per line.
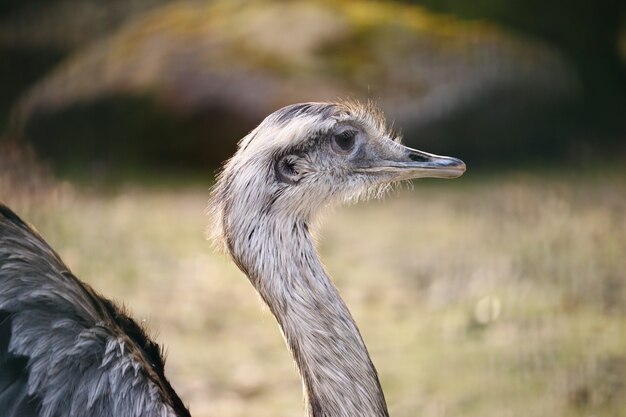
210, 101, 465, 260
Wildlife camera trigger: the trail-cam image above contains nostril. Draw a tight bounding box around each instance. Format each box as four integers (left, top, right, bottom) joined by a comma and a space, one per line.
408, 152, 430, 163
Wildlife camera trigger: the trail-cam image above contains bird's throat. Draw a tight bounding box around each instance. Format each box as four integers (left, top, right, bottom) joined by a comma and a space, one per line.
229, 219, 390, 417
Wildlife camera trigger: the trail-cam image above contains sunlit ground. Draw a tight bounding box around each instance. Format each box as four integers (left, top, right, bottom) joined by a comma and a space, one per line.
3, 168, 626, 417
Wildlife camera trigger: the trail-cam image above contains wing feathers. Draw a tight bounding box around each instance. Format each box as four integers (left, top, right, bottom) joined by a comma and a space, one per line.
0, 205, 191, 417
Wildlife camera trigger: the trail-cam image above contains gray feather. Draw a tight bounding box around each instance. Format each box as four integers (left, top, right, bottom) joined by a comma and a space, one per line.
0, 205, 190, 417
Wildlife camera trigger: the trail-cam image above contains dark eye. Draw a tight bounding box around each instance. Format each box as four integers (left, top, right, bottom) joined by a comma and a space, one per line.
332, 130, 357, 154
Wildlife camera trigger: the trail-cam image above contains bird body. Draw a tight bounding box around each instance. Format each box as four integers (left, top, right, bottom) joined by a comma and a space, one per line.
0, 205, 190, 416
0, 101, 465, 416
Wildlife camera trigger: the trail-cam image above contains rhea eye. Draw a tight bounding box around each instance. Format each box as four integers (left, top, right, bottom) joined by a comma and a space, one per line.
331, 130, 357, 154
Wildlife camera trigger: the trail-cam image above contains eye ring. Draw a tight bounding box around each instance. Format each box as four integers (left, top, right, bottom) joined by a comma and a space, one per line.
331, 129, 358, 154
275, 155, 300, 185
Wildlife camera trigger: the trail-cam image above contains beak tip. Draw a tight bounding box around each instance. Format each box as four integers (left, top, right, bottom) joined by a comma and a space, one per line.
445, 157, 466, 178
457, 159, 467, 174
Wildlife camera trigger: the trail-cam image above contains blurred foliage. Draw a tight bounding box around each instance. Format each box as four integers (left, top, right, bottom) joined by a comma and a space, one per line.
0, 0, 169, 127
1, 0, 607, 177
398, 0, 626, 170
405, 0, 626, 115
0, 0, 624, 176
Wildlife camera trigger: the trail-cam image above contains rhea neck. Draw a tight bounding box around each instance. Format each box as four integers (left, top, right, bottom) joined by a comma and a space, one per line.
225, 205, 389, 417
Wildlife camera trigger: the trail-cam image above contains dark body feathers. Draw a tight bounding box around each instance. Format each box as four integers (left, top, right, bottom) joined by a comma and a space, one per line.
0, 204, 190, 417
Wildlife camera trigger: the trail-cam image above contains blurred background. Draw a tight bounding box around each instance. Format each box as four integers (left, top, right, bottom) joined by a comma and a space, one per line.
1, 0, 625, 416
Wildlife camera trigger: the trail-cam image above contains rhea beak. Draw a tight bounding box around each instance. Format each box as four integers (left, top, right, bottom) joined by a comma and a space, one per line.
355, 142, 466, 181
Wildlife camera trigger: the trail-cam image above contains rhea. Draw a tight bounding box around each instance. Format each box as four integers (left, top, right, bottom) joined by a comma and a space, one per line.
0, 101, 465, 417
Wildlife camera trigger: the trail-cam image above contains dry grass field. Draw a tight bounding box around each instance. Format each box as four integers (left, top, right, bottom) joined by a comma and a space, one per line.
2, 162, 626, 417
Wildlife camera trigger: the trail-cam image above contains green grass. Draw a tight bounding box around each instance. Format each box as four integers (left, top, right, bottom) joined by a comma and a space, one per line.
2, 169, 626, 417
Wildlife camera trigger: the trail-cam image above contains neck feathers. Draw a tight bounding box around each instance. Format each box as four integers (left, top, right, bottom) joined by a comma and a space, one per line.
227, 214, 389, 417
